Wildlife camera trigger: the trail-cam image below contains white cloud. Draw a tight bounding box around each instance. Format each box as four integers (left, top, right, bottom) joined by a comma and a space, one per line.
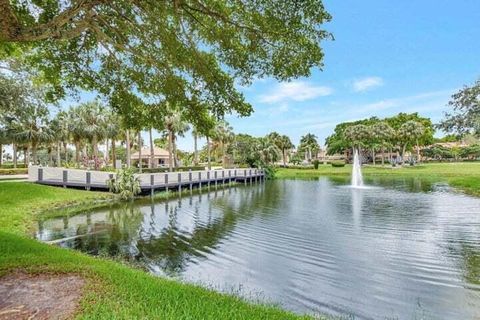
352, 76, 384, 92
258, 81, 333, 104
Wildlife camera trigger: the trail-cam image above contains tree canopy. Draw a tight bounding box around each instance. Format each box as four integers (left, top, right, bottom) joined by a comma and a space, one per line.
438, 79, 480, 136
1, 0, 332, 126
325, 113, 434, 155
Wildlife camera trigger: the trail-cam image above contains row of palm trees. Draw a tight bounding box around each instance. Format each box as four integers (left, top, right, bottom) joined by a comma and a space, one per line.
0, 99, 244, 171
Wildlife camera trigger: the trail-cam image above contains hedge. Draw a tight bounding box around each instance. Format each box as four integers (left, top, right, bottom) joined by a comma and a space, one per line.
331, 161, 346, 167
0, 168, 28, 175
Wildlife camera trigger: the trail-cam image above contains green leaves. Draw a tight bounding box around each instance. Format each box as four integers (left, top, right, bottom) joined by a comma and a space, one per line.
326, 113, 434, 154
438, 79, 480, 136
107, 168, 141, 200
1, 0, 331, 127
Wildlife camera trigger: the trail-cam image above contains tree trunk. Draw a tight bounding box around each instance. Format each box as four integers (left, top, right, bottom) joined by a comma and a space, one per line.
56, 142, 61, 167
282, 149, 287, 166
416, 139, 420, 163
372, 148, 376, 165
207, 136, 211, 170
138, 131, 142, 173
168, 130, 173, 172
48, 147, 53, 166
222, 143, 227, 168
111, 139, 117, 168
13, 143, 17, 169
23, 145, 30, 166
92, 135, 98, 159
32, 143, 37, 165
172, 135, 178, 168
402, 144, 407, 165
149, 128, 154, 169
105, 138, 109, 165
126, 130, 131, 168
63, 142, 68, 163
381, 145, 385, 166
0, 143, 3, 167
24, 147, 29, 166
75, 142, 80, 164
193, 133, 198, 165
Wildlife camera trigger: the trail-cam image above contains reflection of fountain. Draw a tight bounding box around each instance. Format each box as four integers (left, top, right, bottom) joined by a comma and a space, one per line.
351, 149, 364, 188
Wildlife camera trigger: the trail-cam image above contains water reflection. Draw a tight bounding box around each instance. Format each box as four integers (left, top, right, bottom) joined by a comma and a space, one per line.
36, 178, 480, 319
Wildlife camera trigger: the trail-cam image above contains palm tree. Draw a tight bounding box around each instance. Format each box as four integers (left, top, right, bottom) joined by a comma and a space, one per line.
299, 133, 319, 162
213, 120, 234, 168
53, 111, 71, 165
78, 101, 106, 163
192, 127, 200, 166
371, 122, 395, 166
162, 105, 190, 171
12, 104, 53, 165
104, 112, 122, 168
277, 135, 294, 166
397, 120, 425, 164
257, 137, 280, 165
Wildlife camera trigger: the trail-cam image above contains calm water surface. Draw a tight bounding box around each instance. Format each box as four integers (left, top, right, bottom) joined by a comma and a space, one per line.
36, 178, 480, 319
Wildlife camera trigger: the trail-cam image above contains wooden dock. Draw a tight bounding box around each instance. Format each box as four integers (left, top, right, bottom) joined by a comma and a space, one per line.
28, 166, 265, 193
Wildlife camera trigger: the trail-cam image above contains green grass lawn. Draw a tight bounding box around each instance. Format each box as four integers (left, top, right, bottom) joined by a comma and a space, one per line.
0, 182, 315, 320
276, 162, 480, 196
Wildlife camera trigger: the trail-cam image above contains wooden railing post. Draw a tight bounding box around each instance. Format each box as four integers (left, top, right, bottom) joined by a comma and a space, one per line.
62, 170, 68, 188
150, 174, 155, 196
189, 170, 193, 192
165, 173, 169, 193
86, 171, 91, 190
178, 173, 182, 193
198, 172, 202, 190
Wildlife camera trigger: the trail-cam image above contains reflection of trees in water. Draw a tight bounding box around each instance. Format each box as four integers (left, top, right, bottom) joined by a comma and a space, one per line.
368, 176, 436, 193
67, 183, 283, 276
137, 183, 283, 276
445, 240, 480, 286
71, 205, 143, 259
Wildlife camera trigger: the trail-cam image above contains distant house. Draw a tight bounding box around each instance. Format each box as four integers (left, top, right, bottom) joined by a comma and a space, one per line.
131, 147, 170, 168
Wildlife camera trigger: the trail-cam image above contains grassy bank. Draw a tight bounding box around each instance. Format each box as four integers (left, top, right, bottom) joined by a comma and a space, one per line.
0, 182, 314, 319
276, 162, 480, 196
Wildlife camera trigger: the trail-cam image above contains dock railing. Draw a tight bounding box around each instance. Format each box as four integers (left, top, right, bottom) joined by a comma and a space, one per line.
28, 166, 264, 191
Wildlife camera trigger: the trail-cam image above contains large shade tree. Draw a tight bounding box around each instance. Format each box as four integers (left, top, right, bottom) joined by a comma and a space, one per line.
397, 120, 425, 162
371, 122, 395, 166
438, 79, 480, 137
1, 1, 332, 128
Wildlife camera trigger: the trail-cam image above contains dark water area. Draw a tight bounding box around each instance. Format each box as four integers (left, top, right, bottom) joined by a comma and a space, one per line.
37, 178, 480, 319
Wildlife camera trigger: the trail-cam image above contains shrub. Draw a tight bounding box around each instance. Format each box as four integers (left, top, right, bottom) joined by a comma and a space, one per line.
312, 160, 320, 169
331, 160, 346, 167
107, 169, 141, 200
0, 168, 28, 175
0, 164, 27, 169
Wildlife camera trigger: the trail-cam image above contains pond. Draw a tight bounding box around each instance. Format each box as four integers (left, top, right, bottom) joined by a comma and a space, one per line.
36, 178, 480, 319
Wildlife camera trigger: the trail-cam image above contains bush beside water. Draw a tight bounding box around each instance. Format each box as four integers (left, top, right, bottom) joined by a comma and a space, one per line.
331, 160, 346, 167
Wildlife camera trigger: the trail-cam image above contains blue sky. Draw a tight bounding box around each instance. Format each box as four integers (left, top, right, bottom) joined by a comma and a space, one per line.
218, 0, 480, 150
62, 1, 480, 152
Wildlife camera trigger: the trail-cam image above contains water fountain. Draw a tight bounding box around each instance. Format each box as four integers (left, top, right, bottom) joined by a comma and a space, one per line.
351, 149, 364, 188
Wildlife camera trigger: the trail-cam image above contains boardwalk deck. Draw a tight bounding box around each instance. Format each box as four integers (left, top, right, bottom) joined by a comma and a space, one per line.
28, 166, 264, 193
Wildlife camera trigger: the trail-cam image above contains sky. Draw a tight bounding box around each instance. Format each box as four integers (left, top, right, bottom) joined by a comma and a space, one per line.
65, 1, 480, 152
